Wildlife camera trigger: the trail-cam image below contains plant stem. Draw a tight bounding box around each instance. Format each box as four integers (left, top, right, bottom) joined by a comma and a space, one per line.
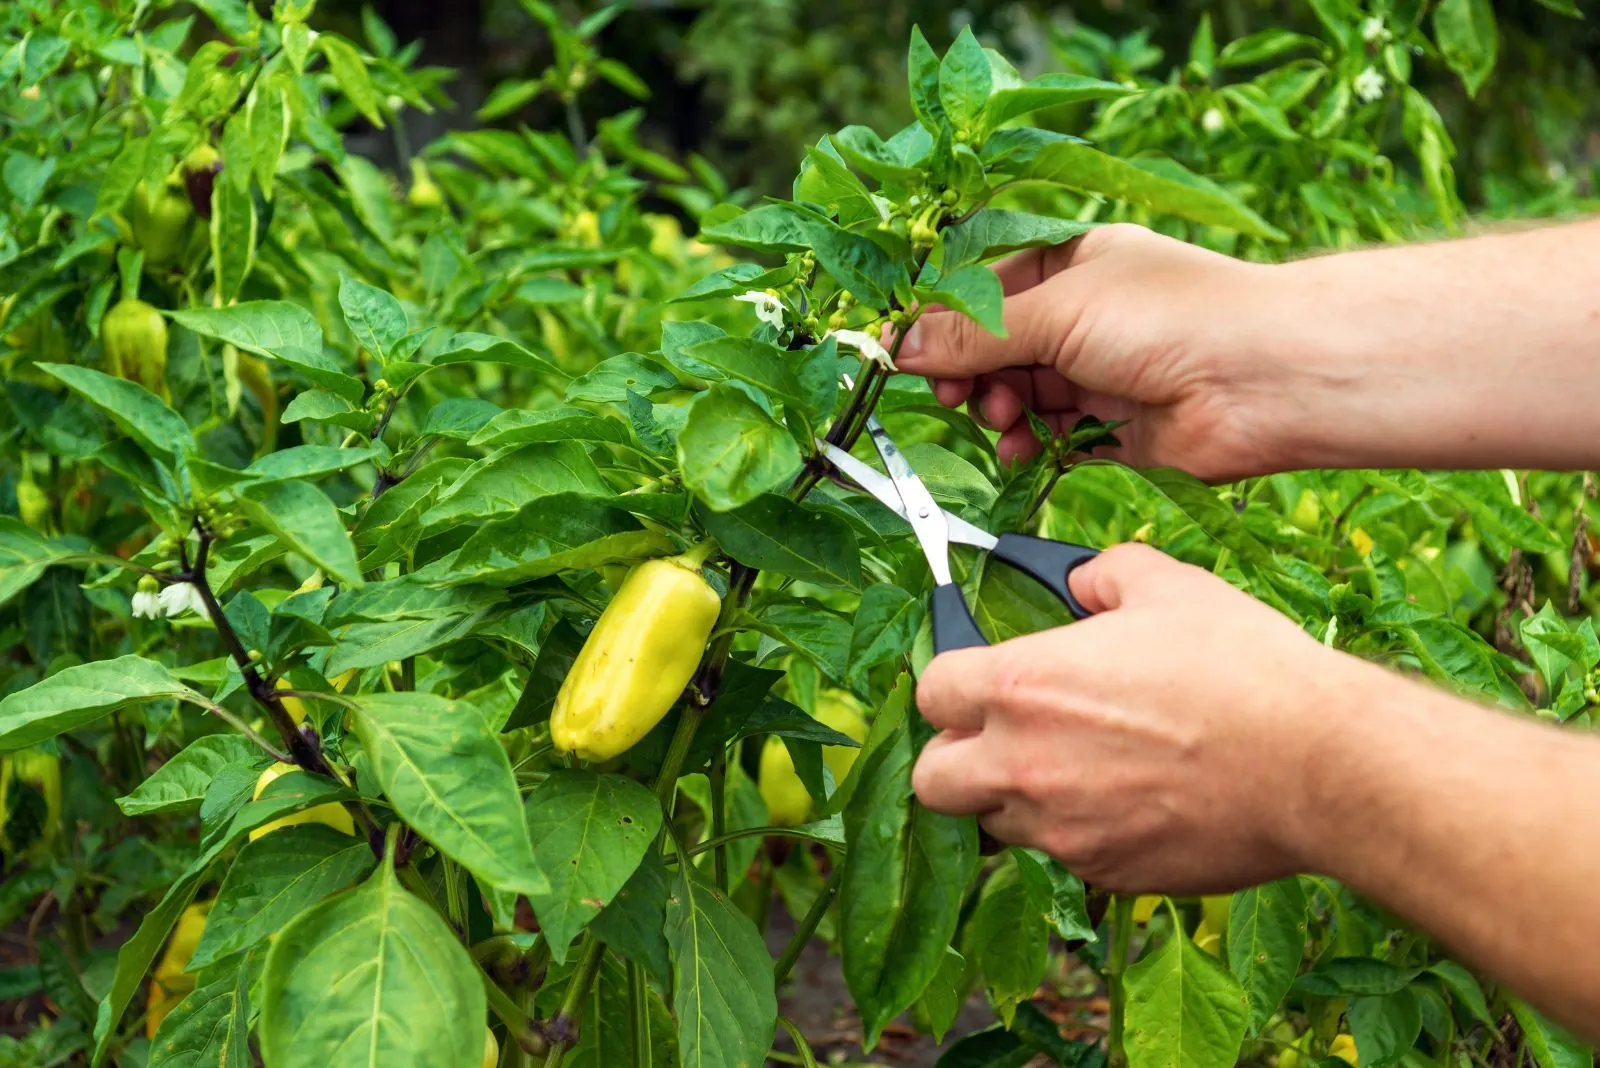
544, 937, 606, 1067
194, 697, 290, 762
709, 754, 728, 893
629, 960, 652, 1068
1106, 895, 1135, 1068
482, 966, 551, 1056
653, 703, 707, 812
773, 861, 845, 986
565, 96, 589, 156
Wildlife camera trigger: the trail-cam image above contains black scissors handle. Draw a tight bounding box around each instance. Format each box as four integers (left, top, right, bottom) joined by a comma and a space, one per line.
931, 534, 1100, 654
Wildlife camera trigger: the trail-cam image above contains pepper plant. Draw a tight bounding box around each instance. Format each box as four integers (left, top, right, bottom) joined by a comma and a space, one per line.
1, 3, 1597, 1068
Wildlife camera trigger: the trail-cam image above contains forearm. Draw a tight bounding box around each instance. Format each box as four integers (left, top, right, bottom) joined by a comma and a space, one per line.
1245, 219, 1600, 473
1294, 660, 1600, 1039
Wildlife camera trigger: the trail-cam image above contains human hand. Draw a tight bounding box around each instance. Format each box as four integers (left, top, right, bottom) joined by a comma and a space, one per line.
895, 224, 1295, 481
910, 543, 1361, 895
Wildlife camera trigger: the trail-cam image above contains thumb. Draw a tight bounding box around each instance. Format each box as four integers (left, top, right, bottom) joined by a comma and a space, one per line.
895, 280, 1073, 379
1066, 543, 1210, 614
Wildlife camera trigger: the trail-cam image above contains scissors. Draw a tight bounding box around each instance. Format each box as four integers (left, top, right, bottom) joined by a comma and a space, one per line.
817, 414, 1100, 653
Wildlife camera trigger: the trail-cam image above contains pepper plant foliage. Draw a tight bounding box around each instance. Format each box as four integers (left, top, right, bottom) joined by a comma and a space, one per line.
1, 2, 1597, 1068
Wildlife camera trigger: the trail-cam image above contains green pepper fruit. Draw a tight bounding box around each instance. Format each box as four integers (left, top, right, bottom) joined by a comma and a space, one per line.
15, 472, 50, 532
551, 548, 722, 761
102, 298, 170, 401
407, 158, 444, 209
131, 183, 195, 266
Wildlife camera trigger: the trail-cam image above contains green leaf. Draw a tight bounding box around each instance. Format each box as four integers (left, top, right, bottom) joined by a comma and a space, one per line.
1123, 926, 1250, 1068
1218, 30, 1321, 67
421, 442, 608, 531
236, 480, 365, 588
238, 445, 376, 486
1128, 466, 1276, 569
1348, 988, 1422, 1066
470, 407, 631, 448
939, 27, 993, 134
683, 338, 810, 413
918, 264, 1005, 337
3, 153, 55, 210
117, 735, 268, 817
983, 73, 1136, 130
698, 203, 815, 253
524, 771, 664, 963
566, 353, 678, 405
1015, 850, 1096, 943
908, 26, 947, 132
1292, 958, 1420, 997
339, 274, 408, 360
258, 858, 484, 1068
351, 692, 547, 896
830, 126, 926, 186
1511, 1000, 1593, 1068
1227, 878, 1307, 1033
0, 656, 194, 752
699, 495, 861, 589
965, 856, 1049, 1026
1425, 961, 1494, 1026
678, 385, 803, 512
841, 713, 977, 1047
806, 220, 903, 307
248, 81, 288, 193
1022, 142, 1284, 240
210, 175, 257, 303
0, 521, 73, 610
318, 34, 385, 128
915, 947, 968, 1044
188, 824, 375, 970
665, 877, 779, 1068
38, 365, 193, 461
1400, 617, 1503, 696
422, 493, 672, 587
591, 851, 673, 984
170, 302, 360, 403
941, 210, 1095, 268
147, 964, 251, 1068
94, 136, 149, 219
1434, 0, 1498, 97
91, 774, 354, 1065
432, 332, 563, 378
846, 584, 923, 679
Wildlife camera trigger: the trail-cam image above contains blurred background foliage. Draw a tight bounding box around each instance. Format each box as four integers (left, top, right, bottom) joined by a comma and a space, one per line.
307, 0, 1600, 219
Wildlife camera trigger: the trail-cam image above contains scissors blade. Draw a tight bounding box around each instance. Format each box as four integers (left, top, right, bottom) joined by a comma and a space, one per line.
862, 415, 955, 585
817, 441, 997, 550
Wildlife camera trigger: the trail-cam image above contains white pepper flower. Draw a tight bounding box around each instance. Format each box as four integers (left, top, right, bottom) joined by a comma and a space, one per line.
734, 291, 786, 328
131, 580, 162, 620
1362, 17, 1390, 44
156, 582, 208, 619
1201, 107, 1225, 134
831, 329, 895, 371
1354, 66, 1386, 104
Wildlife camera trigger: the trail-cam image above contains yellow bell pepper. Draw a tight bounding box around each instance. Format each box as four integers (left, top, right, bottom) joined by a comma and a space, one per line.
146, 901, 211, 1037
758, 737, 811, 827
551, 547, 721, 762
482, 1027, 499, 1068
1330, 1034, 1359, 1066
248, 762, 355, 842
814, 689, 868, 785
